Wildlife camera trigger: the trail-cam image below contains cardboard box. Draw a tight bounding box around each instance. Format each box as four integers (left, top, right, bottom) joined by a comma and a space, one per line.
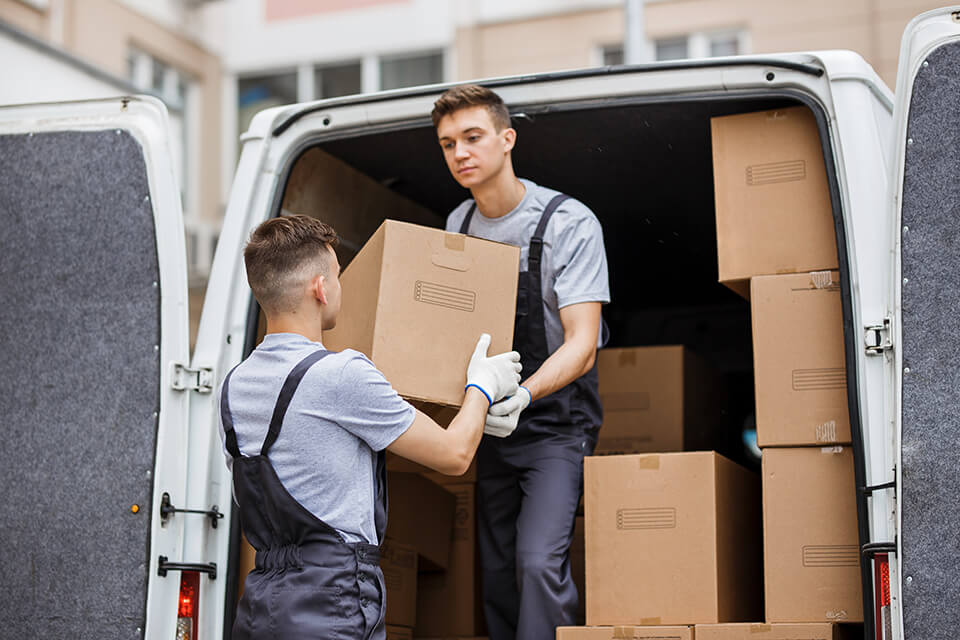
415, 482, 485, 637
751, 271, 849, 446
570, 516, 586, 625
386, 472, 456, 571
556, 627, 693, 639
596, 346, 726, 454
711, 106, 838, 287
324, 219, 519, 407
695, 623, 844, 639
763, 447, 863, 623
385, 625, 413, 640
381, 539, 418, 628
584, 452, 761, 625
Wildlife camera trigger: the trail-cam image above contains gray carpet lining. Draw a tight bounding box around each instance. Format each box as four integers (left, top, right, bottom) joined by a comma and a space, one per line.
899, 40, 960, 638
0, 130, 160, 638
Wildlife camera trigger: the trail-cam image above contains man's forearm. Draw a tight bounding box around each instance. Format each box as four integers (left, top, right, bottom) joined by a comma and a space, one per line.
523, 340, 596, 402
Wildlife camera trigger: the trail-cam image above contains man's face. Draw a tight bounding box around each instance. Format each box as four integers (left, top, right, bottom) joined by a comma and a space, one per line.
320, 245, 342, 331
436, 105, 514, 189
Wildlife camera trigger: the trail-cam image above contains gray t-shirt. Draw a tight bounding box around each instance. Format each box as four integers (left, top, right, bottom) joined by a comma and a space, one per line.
446, 178, 610, 353
218, 333, 415, 545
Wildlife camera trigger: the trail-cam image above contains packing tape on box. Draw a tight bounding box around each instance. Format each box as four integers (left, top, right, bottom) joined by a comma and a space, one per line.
636, 455, 660, 470
808, 270, 839, 289
617, 349, 638, 365
612, 622, 663, 637
749, 624, 773, 633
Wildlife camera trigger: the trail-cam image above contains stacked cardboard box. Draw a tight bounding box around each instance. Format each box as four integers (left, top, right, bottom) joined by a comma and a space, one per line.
557, 626, 693, 639
695, 623, 854, 639
711, 107, 863, 627
381, 539, 417, 629
596, 346, 726, 454
584, 452, 762, 626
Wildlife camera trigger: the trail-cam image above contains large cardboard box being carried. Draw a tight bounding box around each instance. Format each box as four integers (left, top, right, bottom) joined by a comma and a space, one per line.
696, 623, 849, 639
556, 626, 693, 639
381, 539, 417, 628
324, 220, 519, 407
415, 482, 485, 637
711, 106, 838, 291
584, 452, 761, 625
751, 271, 849, 447
596, 346, 726, 454
386, 472, 456, 571
763, 447, 863, 623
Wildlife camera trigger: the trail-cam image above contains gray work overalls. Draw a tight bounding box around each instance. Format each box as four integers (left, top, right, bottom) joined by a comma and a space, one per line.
460, 194, 606, 640
221, 349, 388, 640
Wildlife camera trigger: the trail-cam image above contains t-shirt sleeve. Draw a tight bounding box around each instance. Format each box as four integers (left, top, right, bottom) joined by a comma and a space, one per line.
552, 208, 611, 308
323, 353, 416, 451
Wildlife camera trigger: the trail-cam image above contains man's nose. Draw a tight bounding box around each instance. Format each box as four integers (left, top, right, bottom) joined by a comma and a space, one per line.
454, 142, 470, 160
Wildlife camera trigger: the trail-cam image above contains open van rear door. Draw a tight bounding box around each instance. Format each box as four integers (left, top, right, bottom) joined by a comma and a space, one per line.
0, 96, 191, 638
891, 7, 960, 639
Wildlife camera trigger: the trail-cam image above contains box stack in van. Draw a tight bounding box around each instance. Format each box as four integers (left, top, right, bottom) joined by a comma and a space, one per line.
560, 106, 862, 639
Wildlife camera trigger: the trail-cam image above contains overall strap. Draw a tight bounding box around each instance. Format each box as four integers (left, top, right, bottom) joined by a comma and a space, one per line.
219, 364, 243, 459
459, 202, 477, 235
528, 194, 570, 267
261, 349, 333, 455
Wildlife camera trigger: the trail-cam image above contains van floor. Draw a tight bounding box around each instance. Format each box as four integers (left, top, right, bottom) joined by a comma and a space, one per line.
310, 95, 807, 469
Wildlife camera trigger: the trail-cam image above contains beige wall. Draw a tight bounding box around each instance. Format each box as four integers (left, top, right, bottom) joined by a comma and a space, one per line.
454, 1, 951, 89
456, 7, 622, 80
645, 0, 949, 88
0, 0, 222, 225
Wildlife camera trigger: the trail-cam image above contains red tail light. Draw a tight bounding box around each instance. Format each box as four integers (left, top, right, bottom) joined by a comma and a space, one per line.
874, 553, 891, 640
176, 571, 200, 640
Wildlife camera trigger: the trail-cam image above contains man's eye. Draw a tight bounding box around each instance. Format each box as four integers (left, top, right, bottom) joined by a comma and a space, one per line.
468, 135, 480, 142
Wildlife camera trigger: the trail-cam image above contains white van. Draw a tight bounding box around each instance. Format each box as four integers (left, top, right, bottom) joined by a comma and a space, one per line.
2, 6, 958, 639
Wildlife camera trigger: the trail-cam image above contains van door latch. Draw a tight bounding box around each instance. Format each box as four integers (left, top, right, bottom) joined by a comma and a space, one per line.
171, 363, 214, 392
864, 318, 892, 355
160, 492, 224, 528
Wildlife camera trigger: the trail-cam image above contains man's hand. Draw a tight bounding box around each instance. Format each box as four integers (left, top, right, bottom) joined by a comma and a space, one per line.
483, 385, 531, 438
465, 334, 522, 406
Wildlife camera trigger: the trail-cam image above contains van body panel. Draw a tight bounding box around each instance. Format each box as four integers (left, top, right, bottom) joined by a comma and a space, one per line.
891, 7, 960, 639
0, 96, 189, 639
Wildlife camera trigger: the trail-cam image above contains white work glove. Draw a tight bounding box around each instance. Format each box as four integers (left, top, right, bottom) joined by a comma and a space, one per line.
484, 386, 532, 438
465, 333, 522, 407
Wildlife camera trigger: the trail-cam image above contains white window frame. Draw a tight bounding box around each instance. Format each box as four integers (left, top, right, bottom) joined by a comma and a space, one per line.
654, 28, 750, 61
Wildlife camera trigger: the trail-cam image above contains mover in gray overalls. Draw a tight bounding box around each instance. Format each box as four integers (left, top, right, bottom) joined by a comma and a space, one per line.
218, 215, 523, 639
434, 85, 610, 640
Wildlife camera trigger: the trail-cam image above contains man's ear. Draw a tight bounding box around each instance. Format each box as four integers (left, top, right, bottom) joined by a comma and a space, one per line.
311, 274, 328, 306
502, 127, 517, 153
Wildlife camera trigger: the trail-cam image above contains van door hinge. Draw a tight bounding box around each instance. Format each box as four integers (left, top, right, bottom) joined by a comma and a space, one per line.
170, 362, 214, 393
865, 318, 893, 355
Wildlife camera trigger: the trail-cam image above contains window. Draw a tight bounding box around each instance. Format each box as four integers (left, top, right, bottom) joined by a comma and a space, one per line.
709, 34, 740, 57
601, 45, 624, 67
314, 61, 362, 99
237, 71, 298, 137
655, 36, 689, 61
655, 30, 746, 61
380, 52, 443, 91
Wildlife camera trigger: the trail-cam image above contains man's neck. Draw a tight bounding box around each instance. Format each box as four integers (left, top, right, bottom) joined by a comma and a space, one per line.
265, 315, 324, 344
471, 170, 526, 219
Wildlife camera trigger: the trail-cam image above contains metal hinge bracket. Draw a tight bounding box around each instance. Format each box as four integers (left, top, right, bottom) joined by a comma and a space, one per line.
865, 318, 893, 355
170, 363, 214, 393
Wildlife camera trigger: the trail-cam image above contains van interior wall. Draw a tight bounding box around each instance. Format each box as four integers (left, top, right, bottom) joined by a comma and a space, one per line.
284, 95, 804, 467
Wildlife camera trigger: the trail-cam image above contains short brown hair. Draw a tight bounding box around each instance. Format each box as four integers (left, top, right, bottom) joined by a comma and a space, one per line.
431, 84, 511, 131
243, 214, 339, 313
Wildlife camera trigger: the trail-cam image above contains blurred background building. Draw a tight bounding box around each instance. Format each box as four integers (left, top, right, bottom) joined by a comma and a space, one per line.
0, 0, 947, 343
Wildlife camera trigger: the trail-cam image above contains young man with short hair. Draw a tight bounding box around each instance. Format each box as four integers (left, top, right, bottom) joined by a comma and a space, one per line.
433, 85, 610, 640
218, 214, 522, 640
